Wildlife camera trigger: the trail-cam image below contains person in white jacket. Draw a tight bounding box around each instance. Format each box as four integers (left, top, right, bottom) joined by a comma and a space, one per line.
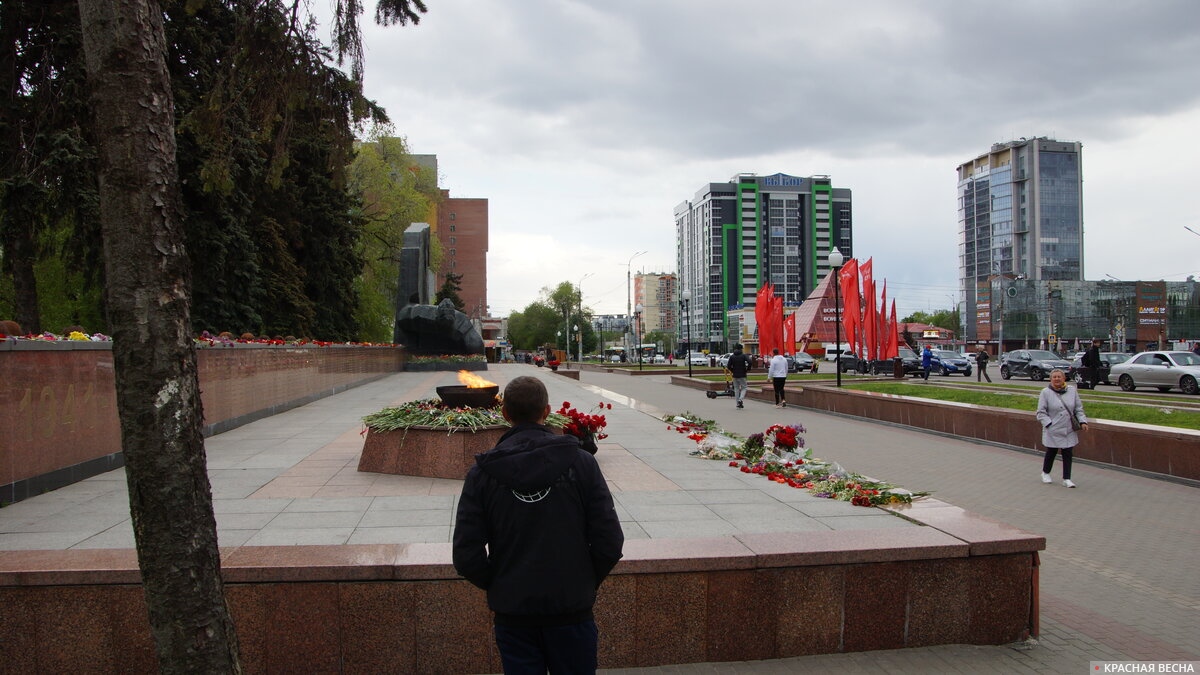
1035, 369, 1089, 488
767, 349, 790, 408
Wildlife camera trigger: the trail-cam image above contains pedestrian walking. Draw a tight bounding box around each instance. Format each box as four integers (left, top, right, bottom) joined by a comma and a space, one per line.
726, 344, 751, 409
1035, 369, 1088, 488
453, 376, 624, 674
977, 348, 992, 382
1081, 339, 1102, 390
921, 345, 933, 381
768, 348, 790, 407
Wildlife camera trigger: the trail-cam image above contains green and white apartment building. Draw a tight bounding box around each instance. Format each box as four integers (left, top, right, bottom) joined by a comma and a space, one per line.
674, 173, 853, 353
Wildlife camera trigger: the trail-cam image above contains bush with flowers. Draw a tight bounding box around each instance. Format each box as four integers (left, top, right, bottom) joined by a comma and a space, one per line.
667, 413, 928, 507
362, 398, 611, 454
552, 401, 611, 454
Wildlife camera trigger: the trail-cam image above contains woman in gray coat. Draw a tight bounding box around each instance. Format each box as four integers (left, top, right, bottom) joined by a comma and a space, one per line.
1036, 369, 1089, 488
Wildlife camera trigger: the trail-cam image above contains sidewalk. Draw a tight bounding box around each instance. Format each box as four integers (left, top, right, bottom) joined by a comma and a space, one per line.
1, 364, 1196, 673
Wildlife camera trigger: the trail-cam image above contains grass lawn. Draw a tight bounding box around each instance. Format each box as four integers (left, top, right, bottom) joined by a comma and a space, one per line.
844, 381, 1200, 431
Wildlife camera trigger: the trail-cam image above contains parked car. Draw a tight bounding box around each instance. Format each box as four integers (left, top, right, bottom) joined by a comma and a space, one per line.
716, 352, 732, 368
1070, 351, 1130, 386
868, 347, 924, 376
651, 354, 667, 364
790, 352, 815, 372
959, 351, 978, 364
999, 349, 1074, 381
931, 350, 972, 377
689, 351, 709, 366
1109, 351, 1200, 394
833, 352, 868, 373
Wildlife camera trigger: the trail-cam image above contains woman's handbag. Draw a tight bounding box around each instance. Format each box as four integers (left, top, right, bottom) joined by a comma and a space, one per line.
1069, 412, 1082, 431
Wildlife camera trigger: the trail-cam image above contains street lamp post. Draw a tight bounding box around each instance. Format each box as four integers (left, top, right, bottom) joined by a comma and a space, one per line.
829, 247, 844, 388
576, 272, 593, 363
635, 303, 644, 371
681, 288, 693, 378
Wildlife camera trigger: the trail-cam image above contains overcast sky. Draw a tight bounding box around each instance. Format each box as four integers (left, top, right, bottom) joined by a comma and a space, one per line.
348, 0, 1200, 317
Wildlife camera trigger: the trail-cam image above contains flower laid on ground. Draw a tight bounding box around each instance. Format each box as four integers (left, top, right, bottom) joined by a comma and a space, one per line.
663, 412, 717, 444
669, 413, 929, 507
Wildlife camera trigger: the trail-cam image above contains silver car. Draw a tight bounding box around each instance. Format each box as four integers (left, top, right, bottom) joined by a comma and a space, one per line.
1109, 351, 1200, 395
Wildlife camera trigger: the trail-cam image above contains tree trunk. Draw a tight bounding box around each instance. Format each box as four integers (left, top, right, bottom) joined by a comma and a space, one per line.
76, 0, 241, 671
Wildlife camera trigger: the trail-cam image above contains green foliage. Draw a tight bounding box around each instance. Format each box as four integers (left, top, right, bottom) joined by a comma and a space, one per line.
347, 133, 440, 341
435, 273, 466, 311
642, 330, 675, 354
3, 0, 408, 341
846, 382, 1200, 431
507, 302, 561, 350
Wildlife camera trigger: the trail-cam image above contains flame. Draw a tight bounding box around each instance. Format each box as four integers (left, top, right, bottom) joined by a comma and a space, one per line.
457, 370, 497, 389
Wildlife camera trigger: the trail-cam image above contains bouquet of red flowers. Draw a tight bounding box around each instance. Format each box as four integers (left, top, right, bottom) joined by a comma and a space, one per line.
554, 401, 611, 454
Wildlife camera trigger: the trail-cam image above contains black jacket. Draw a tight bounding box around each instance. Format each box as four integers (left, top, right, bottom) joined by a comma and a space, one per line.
452, 423, 624, 626
726, 351, 750, 378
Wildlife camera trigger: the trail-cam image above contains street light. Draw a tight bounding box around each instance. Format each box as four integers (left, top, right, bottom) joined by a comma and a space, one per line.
681, 288, 693, 378
577, 272, 593, 362
635, 303, 644, 371
828, 247, 844, 388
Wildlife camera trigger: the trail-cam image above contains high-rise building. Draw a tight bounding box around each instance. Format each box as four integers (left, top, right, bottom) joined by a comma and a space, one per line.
632, 271, 678, 339
674, 173, 852, 352
958, 138, 1083, 342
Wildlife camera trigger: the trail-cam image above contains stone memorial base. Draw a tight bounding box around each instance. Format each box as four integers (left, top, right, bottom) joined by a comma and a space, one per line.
357, 426, 508, 480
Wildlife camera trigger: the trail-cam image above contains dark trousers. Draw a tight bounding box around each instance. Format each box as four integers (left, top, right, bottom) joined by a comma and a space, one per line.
494, 620, 598, 674
978, 363, 991, 382
1087, 366, 1100, 388
922, 365, 931, 380
1042, 446, 1074, 480
772, 377, 786, 404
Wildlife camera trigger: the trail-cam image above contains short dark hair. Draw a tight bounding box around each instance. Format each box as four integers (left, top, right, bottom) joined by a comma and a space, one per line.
773, 349, 780, 355
502, 376, 549, 424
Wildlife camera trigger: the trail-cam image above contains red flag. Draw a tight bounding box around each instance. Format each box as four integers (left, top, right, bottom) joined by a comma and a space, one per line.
878, 281, 888, 360
888, 299, 900, 359
860, 258, 875, 361
755, 283, 771, 355
838, 259, 859, 355
772, 292, 784, 355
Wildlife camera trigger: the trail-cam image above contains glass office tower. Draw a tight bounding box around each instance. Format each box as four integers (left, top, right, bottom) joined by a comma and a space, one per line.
958, 138, 1084, 343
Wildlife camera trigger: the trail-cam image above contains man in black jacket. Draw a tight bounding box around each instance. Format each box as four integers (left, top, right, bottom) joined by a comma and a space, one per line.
1081, 339, 1102, 389
726, 344, 751, 409
453, 376, 624, 674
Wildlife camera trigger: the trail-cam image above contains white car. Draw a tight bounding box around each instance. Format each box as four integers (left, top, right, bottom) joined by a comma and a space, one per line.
1109, 351, 1200, 394
689, 352, 709, 366
652, 354, 667, 364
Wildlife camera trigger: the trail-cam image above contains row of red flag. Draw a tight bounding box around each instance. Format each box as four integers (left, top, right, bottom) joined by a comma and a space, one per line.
837, 257, 900, 361
755, 256, 899, 360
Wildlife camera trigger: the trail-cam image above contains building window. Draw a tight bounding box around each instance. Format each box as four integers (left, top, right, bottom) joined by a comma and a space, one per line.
450, 213, 456, 220
449, 237, 456, 245
450, 224, 456, 232
450, 248, 456, 256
